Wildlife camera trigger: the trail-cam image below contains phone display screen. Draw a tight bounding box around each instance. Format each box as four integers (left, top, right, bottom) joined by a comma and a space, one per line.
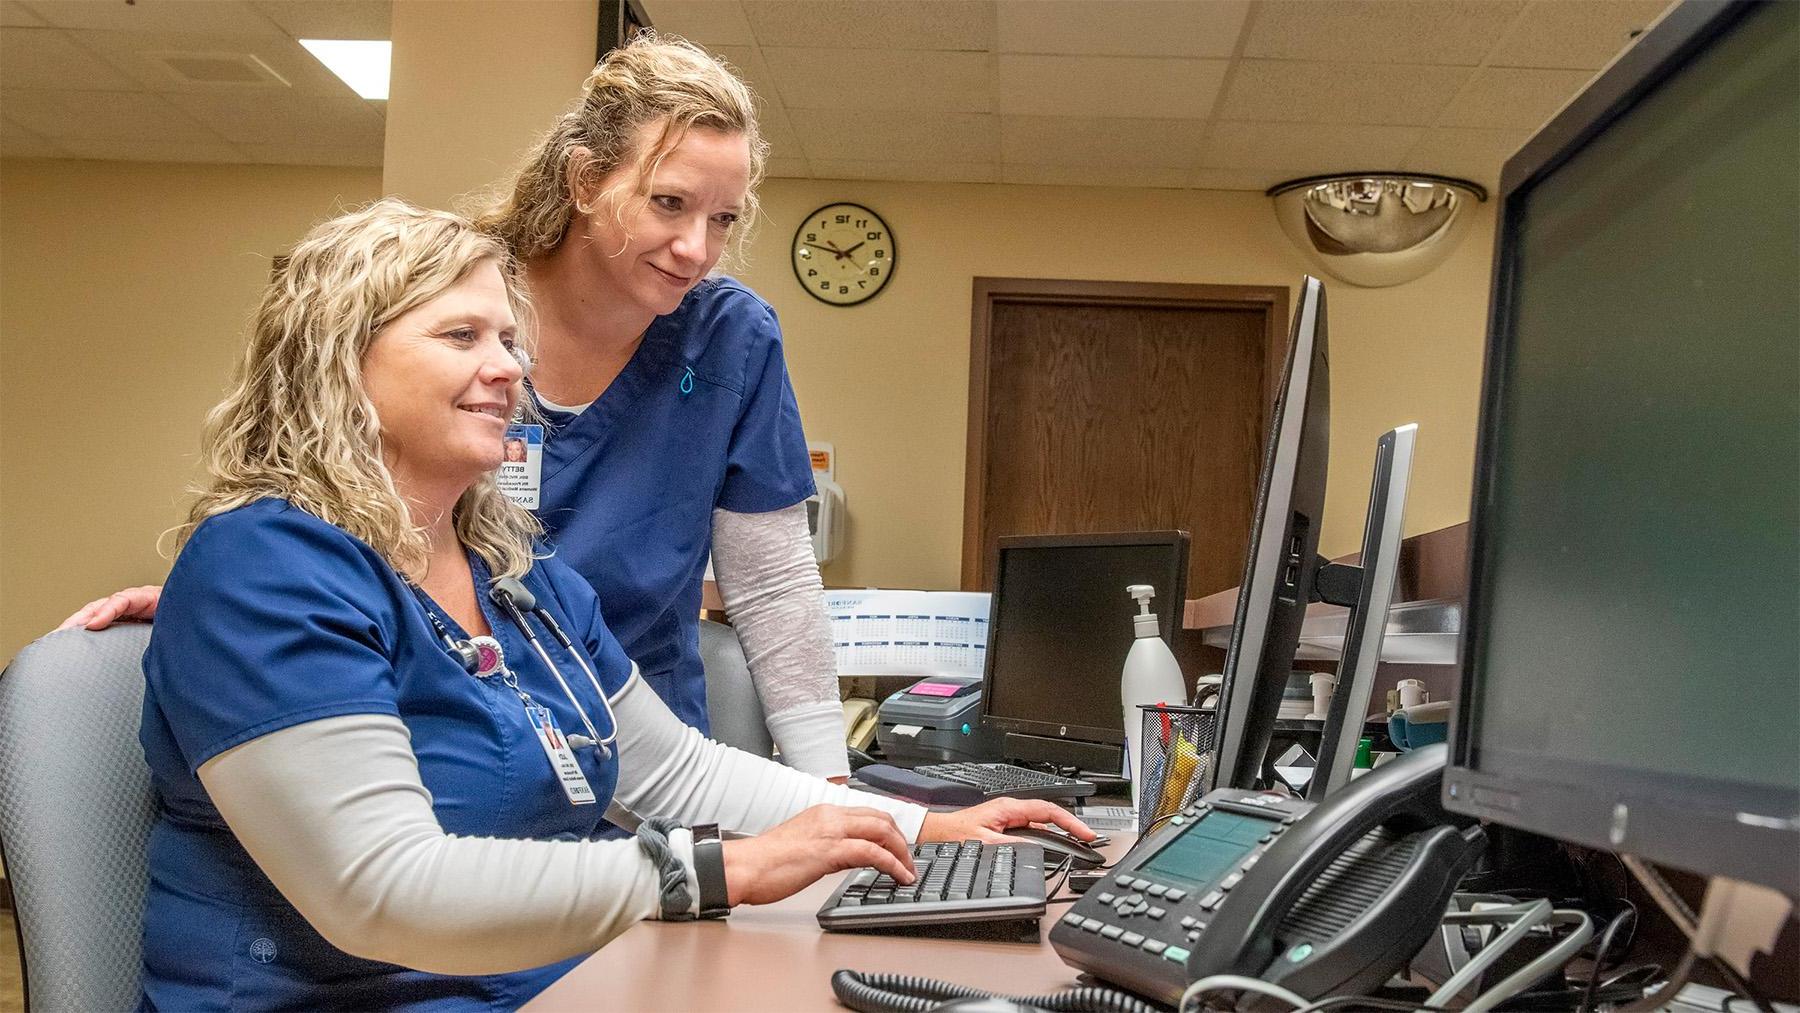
1137, 809, 1275, 888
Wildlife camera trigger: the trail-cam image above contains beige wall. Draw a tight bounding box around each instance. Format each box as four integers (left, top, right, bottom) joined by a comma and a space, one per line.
0, 159, 382, 662
0, 165, 1495, 661
383, 0, 596, 210
737, 180, 1497, 591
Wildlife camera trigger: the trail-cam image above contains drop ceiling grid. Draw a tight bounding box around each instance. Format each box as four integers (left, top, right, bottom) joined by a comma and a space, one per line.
0, 0, 388, 166
651, 0, 1675, 192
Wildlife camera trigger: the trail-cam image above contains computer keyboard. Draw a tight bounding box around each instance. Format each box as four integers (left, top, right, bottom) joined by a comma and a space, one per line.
817, 840, 1047, 932
914, 762, 1097, 801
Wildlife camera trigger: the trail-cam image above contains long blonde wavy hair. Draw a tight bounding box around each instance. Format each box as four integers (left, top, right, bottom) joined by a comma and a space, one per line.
475, 33, 767, 262
177, 198, 543, 580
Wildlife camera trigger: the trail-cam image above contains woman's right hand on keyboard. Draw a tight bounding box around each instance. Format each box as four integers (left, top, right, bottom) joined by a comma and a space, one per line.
721, 804, 917, 907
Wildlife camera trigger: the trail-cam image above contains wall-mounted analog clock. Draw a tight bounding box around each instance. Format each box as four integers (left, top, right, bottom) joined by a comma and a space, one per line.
791, 202, 895, 306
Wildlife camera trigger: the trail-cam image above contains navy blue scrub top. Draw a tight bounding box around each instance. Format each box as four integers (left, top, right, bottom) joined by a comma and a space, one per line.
534, 277, 815, 732
139, 500, 636, 1011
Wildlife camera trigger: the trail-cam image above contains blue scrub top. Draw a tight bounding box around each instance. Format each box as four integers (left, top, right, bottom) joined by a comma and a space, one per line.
139, 500, 636, 1011
534, 277, 815, 732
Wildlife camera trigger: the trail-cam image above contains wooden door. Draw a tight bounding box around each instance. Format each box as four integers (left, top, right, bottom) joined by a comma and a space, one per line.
963, 279, 1287, 601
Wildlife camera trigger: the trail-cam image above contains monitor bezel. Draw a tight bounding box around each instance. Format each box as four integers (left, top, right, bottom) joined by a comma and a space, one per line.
1445, 0, 1799, 895
977, 530, 1191, 748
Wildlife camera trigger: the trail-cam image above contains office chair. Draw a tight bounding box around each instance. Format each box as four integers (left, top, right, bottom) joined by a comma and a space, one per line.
0, 625, 157, 1012
698, 618, 775, 759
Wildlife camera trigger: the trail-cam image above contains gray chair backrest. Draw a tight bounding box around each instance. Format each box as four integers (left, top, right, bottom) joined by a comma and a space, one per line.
0, 626, 156, 1012
698, 619, 774, 760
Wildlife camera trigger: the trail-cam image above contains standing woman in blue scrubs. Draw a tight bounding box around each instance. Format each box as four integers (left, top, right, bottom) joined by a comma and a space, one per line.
66, 36, 849, 779
140, 199, 1089, 1010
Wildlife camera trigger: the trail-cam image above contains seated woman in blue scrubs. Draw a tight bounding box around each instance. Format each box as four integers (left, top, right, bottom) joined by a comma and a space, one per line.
141, 199, 1091, 1011
74, 36, 857, 780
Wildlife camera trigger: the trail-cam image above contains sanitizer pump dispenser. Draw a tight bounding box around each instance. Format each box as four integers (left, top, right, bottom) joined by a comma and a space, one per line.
1121, 584, 1186, 808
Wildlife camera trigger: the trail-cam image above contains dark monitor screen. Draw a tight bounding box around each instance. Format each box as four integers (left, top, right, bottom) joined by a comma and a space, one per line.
980, 533, 1189, 747
1448, 0, 1799, 894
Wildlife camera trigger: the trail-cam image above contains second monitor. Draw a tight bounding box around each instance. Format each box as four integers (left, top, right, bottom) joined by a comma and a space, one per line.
978, 531, 1190, 775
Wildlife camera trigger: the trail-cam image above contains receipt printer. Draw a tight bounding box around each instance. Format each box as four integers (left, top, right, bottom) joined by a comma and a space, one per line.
875, 674, 999, 766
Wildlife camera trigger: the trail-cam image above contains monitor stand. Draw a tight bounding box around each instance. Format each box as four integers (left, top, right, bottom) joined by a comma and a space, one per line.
1308, 423, 1418, 800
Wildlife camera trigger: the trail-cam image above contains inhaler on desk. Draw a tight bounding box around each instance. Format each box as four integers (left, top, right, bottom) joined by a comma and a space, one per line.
1121, 584, 1186, 809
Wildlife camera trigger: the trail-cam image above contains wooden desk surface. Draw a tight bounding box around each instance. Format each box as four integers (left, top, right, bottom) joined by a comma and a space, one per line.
526, 835, 1136, 1012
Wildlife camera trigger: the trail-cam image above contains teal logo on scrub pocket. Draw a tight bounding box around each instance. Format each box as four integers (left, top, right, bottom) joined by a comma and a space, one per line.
679, 366, 695, 396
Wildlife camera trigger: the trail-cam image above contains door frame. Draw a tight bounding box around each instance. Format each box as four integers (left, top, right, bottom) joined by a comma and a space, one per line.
961, 277, 1291, 589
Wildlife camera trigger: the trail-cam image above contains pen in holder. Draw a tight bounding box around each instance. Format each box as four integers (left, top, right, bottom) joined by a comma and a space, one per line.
1136, 704, 1215, 831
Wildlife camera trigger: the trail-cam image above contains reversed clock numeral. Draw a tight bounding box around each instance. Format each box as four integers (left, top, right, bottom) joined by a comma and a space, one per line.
839, 285, 849, 294
807, 269, 818, 277
834, 214, 850, 223
820, 281, 830, 290
869, 267, 880, 277
805, 232, 816, 242
867, 231, 881, 240
873, 250, 885, 259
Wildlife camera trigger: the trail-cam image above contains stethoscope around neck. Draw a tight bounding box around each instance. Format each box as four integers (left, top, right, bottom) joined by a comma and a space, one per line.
415, 576, 620, 759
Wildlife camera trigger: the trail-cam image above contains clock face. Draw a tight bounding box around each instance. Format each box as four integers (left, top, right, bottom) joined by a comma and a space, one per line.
791, 202, 895, 306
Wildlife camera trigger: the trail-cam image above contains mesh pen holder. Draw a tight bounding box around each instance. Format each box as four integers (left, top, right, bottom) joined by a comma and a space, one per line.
1137, 704, 1215, 831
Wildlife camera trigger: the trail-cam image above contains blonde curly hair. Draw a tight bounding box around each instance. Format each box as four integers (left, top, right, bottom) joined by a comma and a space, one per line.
475, 32, 767, 262
177, 198, 543, 580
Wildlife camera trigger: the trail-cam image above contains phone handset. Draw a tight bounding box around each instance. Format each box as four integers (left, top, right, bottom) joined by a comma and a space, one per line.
1185, 743, 1485, 1000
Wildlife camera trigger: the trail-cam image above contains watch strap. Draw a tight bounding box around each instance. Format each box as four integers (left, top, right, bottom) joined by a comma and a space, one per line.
690, 823, 731, 919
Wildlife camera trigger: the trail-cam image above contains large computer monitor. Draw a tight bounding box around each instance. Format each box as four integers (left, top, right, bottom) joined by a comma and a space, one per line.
1445, 0, 1799, 896
978, 532, 1189, 773
1207, 277, 1331, 792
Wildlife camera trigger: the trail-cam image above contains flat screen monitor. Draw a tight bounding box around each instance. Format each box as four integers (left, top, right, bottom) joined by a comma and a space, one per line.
979, 532, 1189, 768
1208, 276, 1331, 792
1446, 0, 1799, 895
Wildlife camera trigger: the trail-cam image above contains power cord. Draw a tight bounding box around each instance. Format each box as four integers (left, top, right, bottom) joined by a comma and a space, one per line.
829, 969, 1163, 1013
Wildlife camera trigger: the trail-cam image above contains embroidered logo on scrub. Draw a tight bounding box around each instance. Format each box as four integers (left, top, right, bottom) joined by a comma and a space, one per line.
680, 366, 695, 396
250, 937, 278, 963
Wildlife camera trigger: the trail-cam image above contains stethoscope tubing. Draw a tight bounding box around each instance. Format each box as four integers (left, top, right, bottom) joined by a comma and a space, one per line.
491, 590, 620, 758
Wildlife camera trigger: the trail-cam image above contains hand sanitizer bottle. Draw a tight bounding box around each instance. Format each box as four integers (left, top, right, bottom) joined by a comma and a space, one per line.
1122, 584, 1186, 808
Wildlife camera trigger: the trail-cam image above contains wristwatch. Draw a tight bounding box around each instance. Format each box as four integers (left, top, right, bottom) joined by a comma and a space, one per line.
690, 823, 731, 919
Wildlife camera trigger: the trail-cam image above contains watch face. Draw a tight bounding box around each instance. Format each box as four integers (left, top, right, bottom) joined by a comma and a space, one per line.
792, 202, 895, 306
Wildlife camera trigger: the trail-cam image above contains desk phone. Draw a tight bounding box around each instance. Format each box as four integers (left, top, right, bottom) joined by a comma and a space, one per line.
1051, 744, 1483, 1008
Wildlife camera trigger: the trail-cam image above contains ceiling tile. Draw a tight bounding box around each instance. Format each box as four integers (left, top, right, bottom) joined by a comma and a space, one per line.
762, 46, 991, 113
162, 89, 383, 145
764, 154, 810, 178
1, 28, 141, 89
788, 109, 997, 163
1244, 1, 1526, 66
1220, 60, 1469, 126
1487, 0, 1669, 70
252, 0, 392, 41
1187, 166, 1282, 191
2, 2, 45, 27
1001, 163, 1187, 188
1001, 115, 1205, 168
641, 0, 755, 46
1400, 126, 1528, 188
755, 103, 802, 159
236, 141, 381, 166
1, 88, 217, 141
58, 134, 246, 162
998, 55, 1225, 119
22, 0, 279, 35
743, 1, 994, 52
1202, 121, 1424, 171
0, 114, 64, 156
74, 28, 357, 96
811, 158, 996, 183
709, 44, 786, 115
995, 0, 1249, 59
1438, 67, 1593, 131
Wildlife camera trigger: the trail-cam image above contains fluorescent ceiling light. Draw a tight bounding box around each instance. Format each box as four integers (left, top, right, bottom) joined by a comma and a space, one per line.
300, 39, 390, 100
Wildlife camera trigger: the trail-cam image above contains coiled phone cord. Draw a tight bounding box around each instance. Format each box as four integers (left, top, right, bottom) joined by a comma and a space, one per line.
829, 970, 1164, 1013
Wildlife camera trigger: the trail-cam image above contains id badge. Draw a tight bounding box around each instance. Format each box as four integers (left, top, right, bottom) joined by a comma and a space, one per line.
526, 705, 596, 806
497, 424, 544, 509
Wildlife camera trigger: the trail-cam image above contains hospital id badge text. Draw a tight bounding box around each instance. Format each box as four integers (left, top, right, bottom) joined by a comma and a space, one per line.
498, 424, 544, 509
526, 705, 596, 806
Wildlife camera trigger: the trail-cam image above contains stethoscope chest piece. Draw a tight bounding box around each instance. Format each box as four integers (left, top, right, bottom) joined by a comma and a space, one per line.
468, 636, 506, 678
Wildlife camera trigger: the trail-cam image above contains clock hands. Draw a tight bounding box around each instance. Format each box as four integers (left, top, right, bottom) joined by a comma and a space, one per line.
840, 241, 865, 257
